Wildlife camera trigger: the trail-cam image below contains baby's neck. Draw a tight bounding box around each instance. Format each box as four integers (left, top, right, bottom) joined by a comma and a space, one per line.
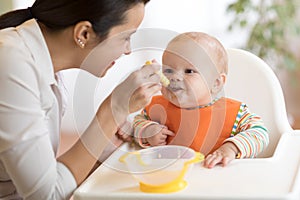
185, 96, 222, 110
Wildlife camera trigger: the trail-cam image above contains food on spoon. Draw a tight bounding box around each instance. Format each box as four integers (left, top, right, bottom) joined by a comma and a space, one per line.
145, 61, 170, 87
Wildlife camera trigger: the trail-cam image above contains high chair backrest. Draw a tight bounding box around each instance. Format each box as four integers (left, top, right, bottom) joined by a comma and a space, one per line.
224, 48, 292, 158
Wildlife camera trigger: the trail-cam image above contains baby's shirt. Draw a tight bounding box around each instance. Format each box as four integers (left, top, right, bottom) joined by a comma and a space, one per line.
133, 96, 269, 158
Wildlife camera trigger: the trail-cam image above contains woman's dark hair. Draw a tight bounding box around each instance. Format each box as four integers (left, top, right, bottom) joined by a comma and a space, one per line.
0, 0, 150, 39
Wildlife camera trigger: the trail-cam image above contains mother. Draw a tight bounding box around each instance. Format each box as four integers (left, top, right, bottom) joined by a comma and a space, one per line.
0, 0, 161, 199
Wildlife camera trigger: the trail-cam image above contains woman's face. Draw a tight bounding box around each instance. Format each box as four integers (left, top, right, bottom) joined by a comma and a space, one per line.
161, 50, 214, 109
81, 3, 145, 77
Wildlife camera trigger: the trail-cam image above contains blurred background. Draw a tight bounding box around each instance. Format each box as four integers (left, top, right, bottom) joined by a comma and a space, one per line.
1, 0, 299, 139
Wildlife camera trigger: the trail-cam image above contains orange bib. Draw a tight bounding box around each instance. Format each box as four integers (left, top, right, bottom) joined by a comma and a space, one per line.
145, 96, 241, 155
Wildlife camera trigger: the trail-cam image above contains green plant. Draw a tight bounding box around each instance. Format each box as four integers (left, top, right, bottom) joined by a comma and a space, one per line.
227, 0, 300, 71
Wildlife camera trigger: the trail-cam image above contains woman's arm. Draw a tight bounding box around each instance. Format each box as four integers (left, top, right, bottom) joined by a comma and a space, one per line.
57, 63, 162, 185
57, 95, 122, 185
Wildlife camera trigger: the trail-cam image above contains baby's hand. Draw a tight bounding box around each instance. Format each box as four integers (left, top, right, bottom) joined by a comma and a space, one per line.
142, 124, 174, 146
203, 142, 239, 168
116, 121, 133, 142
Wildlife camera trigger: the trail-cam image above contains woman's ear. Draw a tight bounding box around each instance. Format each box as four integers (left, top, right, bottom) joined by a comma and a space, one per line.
73, 21, 93, 48
211, 73, 227, 94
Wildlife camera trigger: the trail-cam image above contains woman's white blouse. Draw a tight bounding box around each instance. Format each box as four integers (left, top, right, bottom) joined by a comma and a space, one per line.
0, 19, 76, 199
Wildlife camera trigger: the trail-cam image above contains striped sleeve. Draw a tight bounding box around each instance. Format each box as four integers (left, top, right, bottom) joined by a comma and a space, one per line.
133, 109, 157, 148
224, 103, 269, 158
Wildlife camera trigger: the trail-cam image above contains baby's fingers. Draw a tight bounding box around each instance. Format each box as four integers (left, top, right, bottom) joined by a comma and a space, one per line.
158, 141, 167, 145
161, 128, 175, 136
204, 153, 224, 168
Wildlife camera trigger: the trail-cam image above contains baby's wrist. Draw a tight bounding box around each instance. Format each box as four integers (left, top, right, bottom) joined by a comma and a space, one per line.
141, 137, 149, 145
135, 121, 158, 148
224, 142, 240, 158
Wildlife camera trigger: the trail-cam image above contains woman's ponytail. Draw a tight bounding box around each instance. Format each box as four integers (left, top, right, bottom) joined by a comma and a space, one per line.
0, 8, 33, 29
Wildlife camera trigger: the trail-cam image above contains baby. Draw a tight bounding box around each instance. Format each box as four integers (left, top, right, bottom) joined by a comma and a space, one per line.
132, 32, 269, 168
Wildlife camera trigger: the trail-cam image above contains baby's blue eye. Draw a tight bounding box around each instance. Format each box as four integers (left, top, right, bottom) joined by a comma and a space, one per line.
163, 68, 173, 74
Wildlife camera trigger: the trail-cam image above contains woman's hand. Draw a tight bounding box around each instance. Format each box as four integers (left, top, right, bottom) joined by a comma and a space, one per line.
142, 124, 175, 146
203, 142, 239, 168
111, 61, 162, 120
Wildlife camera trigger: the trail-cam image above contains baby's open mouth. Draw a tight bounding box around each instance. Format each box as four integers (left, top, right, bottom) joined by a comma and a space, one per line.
168, 87, 183, 92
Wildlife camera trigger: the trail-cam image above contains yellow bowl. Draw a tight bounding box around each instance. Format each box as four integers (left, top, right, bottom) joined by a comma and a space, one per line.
119, 145, 204, 193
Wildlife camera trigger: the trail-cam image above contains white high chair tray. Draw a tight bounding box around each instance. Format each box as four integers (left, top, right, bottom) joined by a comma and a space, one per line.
74, 131, 300, 200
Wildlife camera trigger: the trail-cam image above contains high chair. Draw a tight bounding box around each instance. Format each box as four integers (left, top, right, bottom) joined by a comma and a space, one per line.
224, 48, 293, 158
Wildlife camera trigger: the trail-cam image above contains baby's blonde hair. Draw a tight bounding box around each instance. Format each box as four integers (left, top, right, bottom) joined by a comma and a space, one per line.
170, 32, 228, 74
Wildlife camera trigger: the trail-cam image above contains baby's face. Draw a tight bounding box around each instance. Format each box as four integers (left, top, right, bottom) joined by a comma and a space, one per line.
161, 50, 215, 108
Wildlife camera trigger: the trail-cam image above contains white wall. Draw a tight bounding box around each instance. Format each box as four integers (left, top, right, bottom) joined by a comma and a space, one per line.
140, 0, 248, 48
12, 0, 34, 9
9, 0, 249, 133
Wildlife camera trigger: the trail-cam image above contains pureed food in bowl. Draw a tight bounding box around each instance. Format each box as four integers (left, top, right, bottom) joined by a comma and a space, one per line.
119, 145, 204, 193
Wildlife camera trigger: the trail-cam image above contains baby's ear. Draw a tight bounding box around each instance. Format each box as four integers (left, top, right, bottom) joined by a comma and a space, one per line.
211, 73, 226, 94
